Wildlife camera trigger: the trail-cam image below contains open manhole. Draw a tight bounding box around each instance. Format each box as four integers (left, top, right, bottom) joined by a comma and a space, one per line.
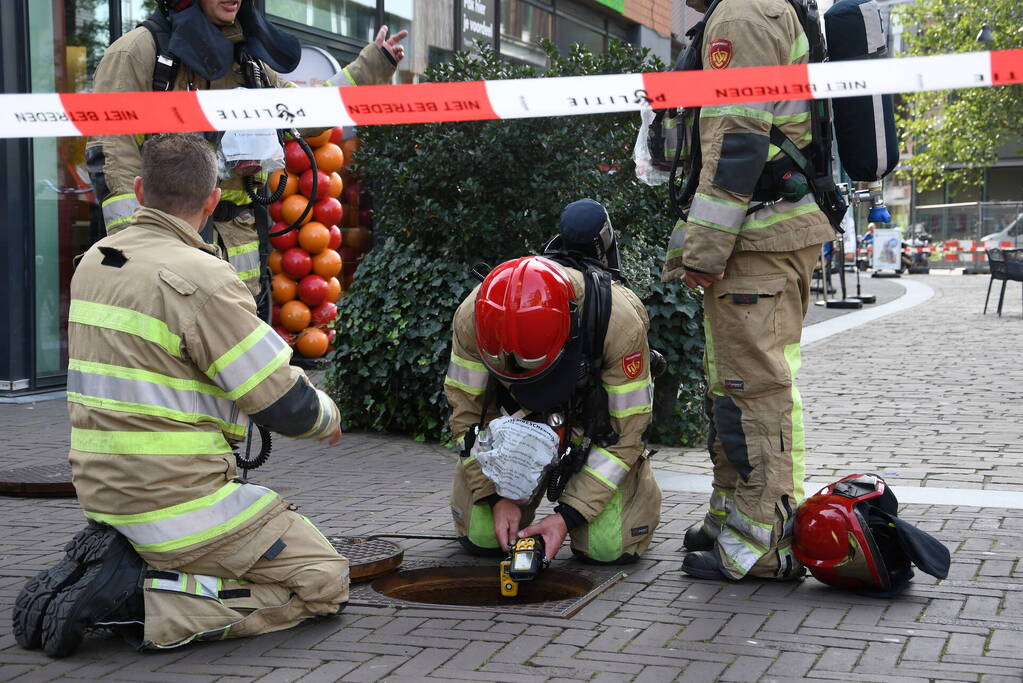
0, 463, 76, 497
349, 559, 625, 618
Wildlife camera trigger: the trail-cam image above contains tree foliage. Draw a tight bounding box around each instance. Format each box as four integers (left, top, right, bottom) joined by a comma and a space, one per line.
895, 0, 1023, 189
326, 41, 707, 445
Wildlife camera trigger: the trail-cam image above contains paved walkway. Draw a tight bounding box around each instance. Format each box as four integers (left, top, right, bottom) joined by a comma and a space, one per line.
1, 272, 1021, 682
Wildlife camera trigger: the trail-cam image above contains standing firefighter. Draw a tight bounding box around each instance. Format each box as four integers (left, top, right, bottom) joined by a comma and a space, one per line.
86, 0, 405, 297
14, 134, 347, 656
662, 0, 835, 581
446, 200, 662, 565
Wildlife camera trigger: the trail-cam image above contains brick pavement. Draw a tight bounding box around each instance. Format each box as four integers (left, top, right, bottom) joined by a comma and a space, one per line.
1, 272, 1021, 682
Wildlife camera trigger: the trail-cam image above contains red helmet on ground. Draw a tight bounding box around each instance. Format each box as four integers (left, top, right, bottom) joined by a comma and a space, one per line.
794, 474, 950, 596
475, 256, 578, 383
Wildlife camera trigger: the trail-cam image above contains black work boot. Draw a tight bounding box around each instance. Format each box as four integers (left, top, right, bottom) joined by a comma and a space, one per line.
13, 523, 118, 650
40, 529, 145, 658
681, 550, 734, 581
682, 523, 714, 552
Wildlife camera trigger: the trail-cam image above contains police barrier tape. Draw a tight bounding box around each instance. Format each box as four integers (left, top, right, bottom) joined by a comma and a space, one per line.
856, 241, 1015, 255
2, 48, 1021, 139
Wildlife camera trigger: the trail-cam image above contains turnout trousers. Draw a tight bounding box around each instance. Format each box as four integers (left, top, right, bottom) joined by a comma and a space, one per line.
140, 509, 348, 649
450, 453, 662, 563
698, 244, 820, 580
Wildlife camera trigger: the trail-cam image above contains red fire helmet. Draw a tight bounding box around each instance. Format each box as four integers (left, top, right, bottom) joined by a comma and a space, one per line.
793, 474, 906, 593
474, 256, 578, 383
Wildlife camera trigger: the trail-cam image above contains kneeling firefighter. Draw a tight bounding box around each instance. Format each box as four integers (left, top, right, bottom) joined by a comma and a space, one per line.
445, 200, 663, 565
86, 0, 406, 299
14, 134, 346, 656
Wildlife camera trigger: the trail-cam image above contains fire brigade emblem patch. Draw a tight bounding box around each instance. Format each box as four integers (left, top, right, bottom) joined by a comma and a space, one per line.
709, 39, 733, 69
623, 351, 643, 379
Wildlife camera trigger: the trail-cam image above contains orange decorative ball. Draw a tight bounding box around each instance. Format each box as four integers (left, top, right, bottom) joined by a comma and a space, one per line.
341, 137, 359, 165
295, 326, 329, 358
298, 222, 331, 254
328, 171, 344, 199
313, 143, 344, 174
303, 129, 332, 147
281, 194, 312, 226
268, 249, 284, 275
312, 248, 342, 279
326, 276, 342, 302
271, 273, 297, 304
268, 169, 298, 199
280, 300, 311, 333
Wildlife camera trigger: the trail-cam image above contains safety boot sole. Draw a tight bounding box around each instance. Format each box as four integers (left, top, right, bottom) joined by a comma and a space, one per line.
41, 529, 141, 658
12, 523, 117, 650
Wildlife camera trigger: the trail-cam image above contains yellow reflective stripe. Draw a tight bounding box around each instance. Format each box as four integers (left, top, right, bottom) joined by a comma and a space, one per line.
224, 346, 291, 401
68, 359, 227, 398
742, 201, 820, 231
701, 105, 773, 124
69, 300, 182, 357
132, 491, 278, 553
86, 483, 241, 525
772, 112, 810, 125
236, 268, 259, 281
219, 190, 251, 206
689, 216, 742, 235
71, 428, 232, 455
444, 376, 486, 396
342, 67, 357, 86
789, 32, 809, 64
67, 392, 247, 439
226, 241, 258, 258
451, 353, 486, 373
604, 378, 649, 394
608, 403, 652, 419
785, 343, 806, 503
667, 247, 684, 260
106, 215, 134, 229
101, 193, 136, 207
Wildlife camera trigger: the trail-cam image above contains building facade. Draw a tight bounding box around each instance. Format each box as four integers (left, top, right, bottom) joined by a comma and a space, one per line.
0, 0, 671, 396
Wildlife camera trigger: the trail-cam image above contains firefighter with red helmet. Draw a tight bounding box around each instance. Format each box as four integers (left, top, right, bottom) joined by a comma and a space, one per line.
444, 204, 662, 564
86, 0, 406, 298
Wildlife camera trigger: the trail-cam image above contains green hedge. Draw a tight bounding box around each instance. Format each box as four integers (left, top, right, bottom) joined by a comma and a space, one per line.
327, 41, 707, 445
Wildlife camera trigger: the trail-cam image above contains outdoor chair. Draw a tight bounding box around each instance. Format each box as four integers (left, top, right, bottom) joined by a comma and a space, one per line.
1002, 249, 1023, 318
984, 249, 1007, 315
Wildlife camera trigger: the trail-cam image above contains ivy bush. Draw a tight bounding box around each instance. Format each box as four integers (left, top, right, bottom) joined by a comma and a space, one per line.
327, 41, 707, 445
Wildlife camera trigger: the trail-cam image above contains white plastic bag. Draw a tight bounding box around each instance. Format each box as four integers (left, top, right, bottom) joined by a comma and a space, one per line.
217, 129, 285, 179
634, 106, 670, 187
472, 416, 560, 502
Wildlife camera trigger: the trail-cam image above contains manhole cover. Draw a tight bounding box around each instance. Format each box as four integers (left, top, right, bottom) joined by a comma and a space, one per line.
0, 464, 76, 497
349, 559, 625, 618
328, 536, 404, 582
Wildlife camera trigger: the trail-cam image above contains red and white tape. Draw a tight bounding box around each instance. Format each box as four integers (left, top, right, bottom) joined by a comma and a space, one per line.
856, 241, 1016, 255
2, 48, 1021, 139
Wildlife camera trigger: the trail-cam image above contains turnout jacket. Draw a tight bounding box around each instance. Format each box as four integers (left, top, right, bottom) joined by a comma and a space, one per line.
444, 268, 655, 524
87, 20, 395, 236
663, 0, 834, 279
67, 206, 339, 568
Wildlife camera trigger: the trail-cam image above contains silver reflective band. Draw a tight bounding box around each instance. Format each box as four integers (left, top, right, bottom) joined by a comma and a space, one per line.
585, 448, 630, 488
107, 483, 276, 550
727, 509, 773, 548
147, 570, 186, 594
445, 357, 488, 392
690, 194, 747, 233
718, 527, 763, 574
101, 194, 140, 229
194, 573, 222, 601
212, 326, 289, 394
67, 367, 246, 432
228, 249, 260, 278
605, 381, 653, 416
773, 98, 811, 119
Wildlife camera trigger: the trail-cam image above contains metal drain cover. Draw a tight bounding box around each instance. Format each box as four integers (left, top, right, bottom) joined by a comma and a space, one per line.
328, 536, 405, 582
348, 558, 625, 618
0, 463, 76, 497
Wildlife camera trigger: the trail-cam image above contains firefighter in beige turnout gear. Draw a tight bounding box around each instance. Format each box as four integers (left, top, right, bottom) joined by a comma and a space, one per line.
86, 0, 403, 297
663, 0, 834, 581
16, 134, 346, 656
446, 242, 661, 565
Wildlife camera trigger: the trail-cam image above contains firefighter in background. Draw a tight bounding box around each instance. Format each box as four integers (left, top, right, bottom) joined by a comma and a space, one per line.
86, 0, 406, 297
14, 134, 347, 656
445, 202, 662, 564
662, 0, 835, 581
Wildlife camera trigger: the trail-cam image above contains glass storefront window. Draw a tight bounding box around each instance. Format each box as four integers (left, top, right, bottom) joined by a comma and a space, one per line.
556, 16, 604, 54
386, 0, 453, 82
30, 0, 110, 380
501, 0, 553, 67
268, 0, 379, 42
